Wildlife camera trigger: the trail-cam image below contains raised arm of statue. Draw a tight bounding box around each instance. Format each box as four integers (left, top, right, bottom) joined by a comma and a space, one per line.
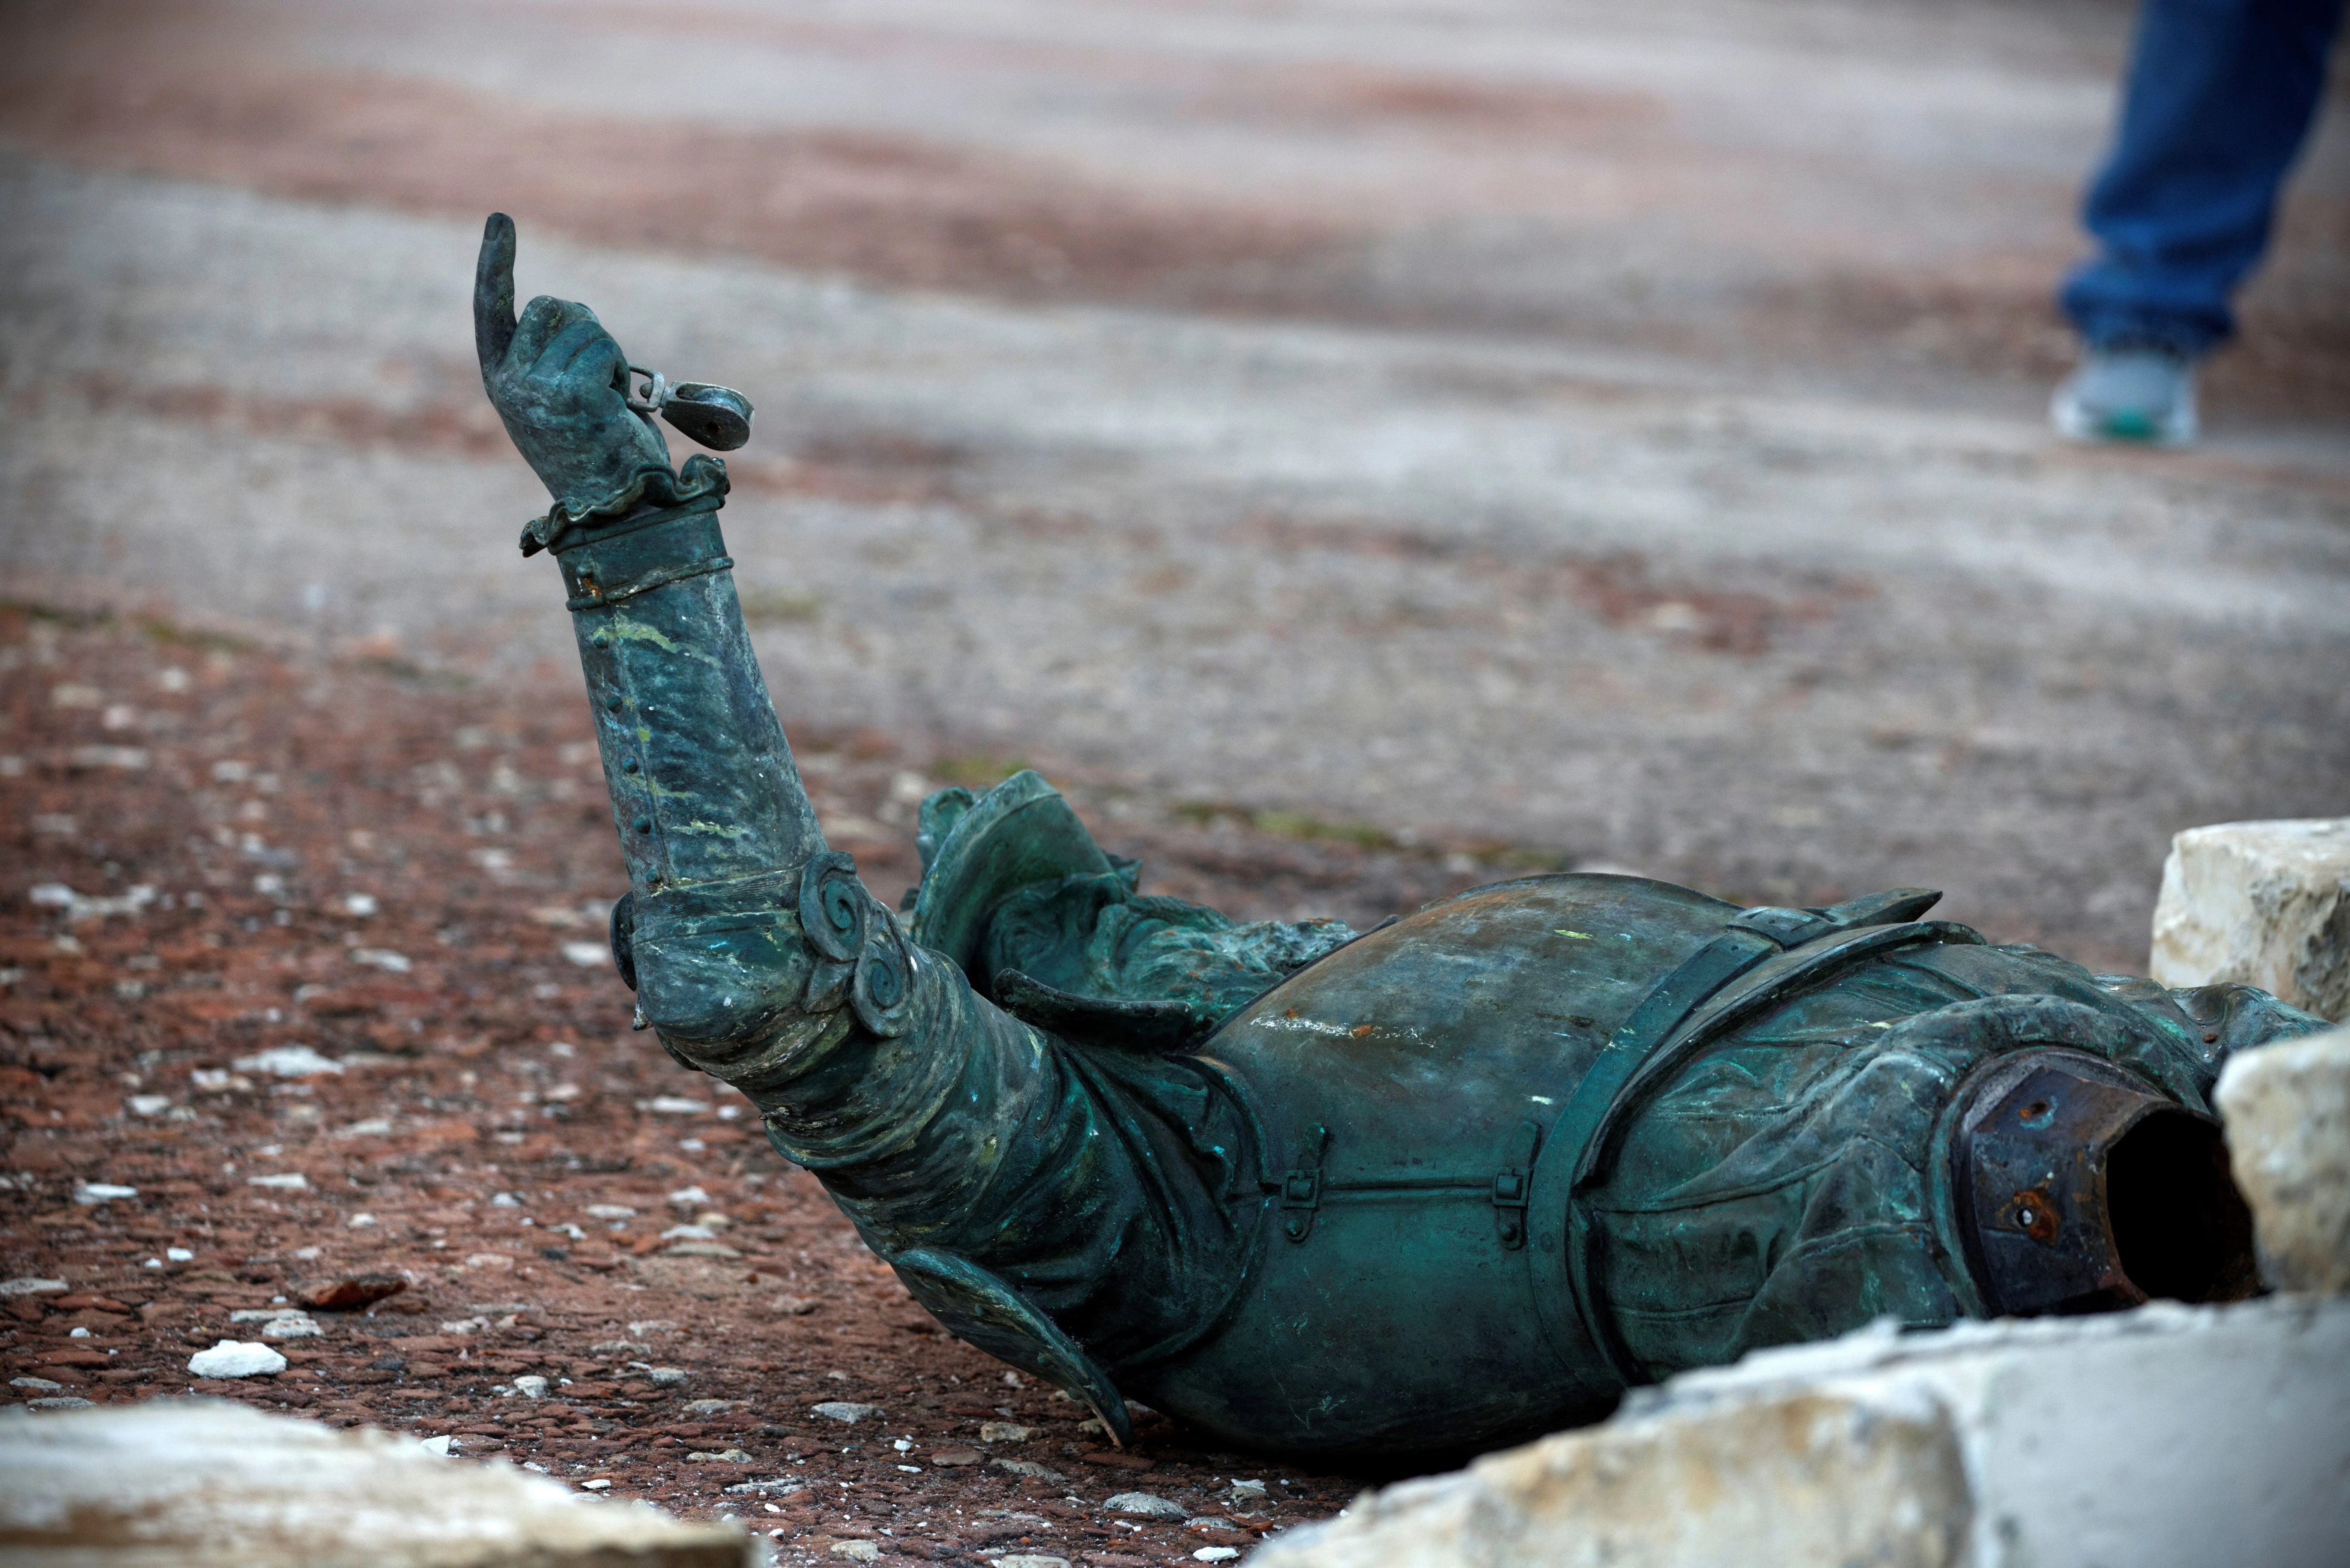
477, 217, 1259, 1439
471, 215, 1370, 1439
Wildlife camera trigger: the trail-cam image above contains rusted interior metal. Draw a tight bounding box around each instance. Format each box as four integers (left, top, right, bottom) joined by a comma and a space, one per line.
1955, 1050, 2257, 1316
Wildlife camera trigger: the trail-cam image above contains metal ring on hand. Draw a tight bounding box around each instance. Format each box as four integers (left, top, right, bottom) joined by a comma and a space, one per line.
624, 364, 671, 415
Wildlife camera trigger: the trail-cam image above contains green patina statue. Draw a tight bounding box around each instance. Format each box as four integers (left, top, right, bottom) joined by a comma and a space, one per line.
475, 215, 2324, 1464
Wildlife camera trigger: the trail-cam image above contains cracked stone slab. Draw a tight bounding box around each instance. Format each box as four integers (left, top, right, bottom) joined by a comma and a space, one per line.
0, 1397, 748, 1567
1254, 1298, 2350, 1568
2152, 820, 2350, 1023
2219, 1025, 2350, 1295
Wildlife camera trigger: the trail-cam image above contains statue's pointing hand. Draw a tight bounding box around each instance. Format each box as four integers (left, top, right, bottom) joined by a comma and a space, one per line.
475, 213, 673, 530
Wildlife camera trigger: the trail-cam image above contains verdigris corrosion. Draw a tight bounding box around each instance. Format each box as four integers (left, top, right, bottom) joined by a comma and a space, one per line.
474, 215, 2321, 1464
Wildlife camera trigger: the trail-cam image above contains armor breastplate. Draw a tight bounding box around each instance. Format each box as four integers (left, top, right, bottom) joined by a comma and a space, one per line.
1129, 877, 1687, 1456
1121, 874, 1961, 1459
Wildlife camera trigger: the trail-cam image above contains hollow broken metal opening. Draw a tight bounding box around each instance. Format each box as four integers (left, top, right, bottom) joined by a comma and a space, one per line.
1955, 1050, 2260, 1318
2107, 1108, 2258, 1306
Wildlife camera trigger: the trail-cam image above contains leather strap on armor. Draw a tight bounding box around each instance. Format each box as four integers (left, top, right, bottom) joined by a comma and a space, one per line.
1527, 890, 1961, 1387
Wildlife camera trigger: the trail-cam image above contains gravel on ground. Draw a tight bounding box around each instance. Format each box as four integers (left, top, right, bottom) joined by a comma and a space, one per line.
0, 602, 1527, 1556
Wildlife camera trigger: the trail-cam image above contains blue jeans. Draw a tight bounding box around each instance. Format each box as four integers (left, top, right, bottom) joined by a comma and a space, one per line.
2061, 0, 2345, 354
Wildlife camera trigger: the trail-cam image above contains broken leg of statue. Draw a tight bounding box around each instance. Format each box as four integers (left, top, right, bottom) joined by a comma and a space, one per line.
473, 214, 2325, 1466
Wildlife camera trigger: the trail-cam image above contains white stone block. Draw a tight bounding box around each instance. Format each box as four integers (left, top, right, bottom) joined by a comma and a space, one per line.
1257, 1381, 1967, 1568
2150, 819, 2350, 1020
1254, 1299, 2350, 1568
0, 1398, 748, 1566
2218, 1026, 2350, 1295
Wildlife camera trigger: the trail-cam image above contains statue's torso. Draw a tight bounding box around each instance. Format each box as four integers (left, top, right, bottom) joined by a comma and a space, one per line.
1128, 876, 1737, 1459
1115, 873, 2302, 1463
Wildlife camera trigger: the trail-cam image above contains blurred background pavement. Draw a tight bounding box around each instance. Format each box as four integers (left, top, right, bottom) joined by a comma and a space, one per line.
1, 0, 2345, 968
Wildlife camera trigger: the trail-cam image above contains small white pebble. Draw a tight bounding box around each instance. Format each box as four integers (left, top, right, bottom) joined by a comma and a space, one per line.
581, 1479, 613, 1491
68, 1326, 90, 1338
348, 1214, 376, 1229
166, 1247, 194, 1261
188, 1340, 287, 1379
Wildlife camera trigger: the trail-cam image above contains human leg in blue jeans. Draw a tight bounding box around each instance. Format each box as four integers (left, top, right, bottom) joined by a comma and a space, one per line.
2053, 0, 2345, 443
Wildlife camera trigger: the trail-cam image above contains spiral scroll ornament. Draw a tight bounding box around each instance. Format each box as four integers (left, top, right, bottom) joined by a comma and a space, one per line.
851, 917, 918, 1038
799, 851, 864, 1012
799, 851, 867, 962
796, 850, 916, 1037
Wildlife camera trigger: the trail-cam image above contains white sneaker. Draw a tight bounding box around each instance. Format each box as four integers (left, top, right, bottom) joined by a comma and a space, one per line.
2051, 344, 2198, 447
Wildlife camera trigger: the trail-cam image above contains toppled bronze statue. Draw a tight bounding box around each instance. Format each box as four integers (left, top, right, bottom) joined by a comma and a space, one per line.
474, 215, 2323, 1464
